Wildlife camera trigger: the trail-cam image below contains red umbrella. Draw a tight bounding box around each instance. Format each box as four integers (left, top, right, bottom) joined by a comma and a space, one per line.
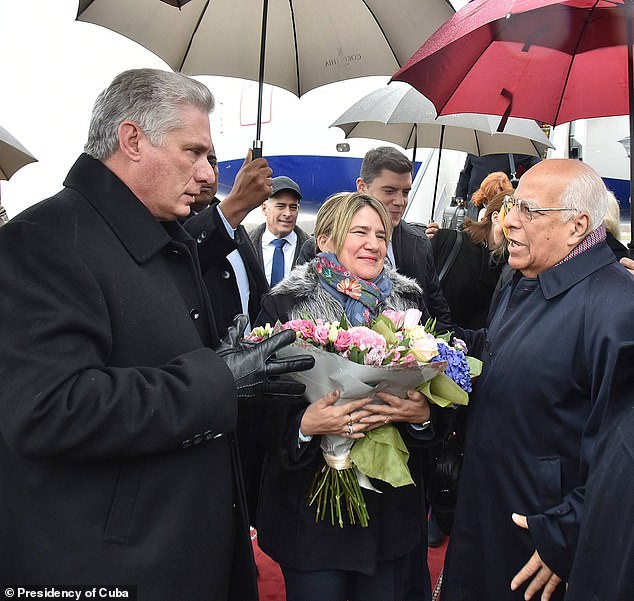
392, 0, 634, 249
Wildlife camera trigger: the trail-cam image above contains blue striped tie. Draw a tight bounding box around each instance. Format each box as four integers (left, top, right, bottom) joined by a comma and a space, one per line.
270, 238, 288, 287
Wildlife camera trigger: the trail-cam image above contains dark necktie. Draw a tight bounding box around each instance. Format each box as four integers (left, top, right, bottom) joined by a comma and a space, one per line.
270, 238, 288, 287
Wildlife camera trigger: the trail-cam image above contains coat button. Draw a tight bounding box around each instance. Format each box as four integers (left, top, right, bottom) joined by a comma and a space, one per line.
204, 430, 215, 441
181, 439, 192, 449
221, 270, 231, 279
190, 309, 200, 320
192, 433, 204, 445
196, 231, 208, 243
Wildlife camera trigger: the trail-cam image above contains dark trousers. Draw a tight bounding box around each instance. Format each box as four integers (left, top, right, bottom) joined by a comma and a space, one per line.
281, 555, 408, 601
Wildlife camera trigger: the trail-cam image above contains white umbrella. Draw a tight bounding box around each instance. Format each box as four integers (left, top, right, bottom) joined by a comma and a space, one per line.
331, 83, 553, 157
0, 125, 37, 181
77, 0, 456, 156
331, 83, 553, 217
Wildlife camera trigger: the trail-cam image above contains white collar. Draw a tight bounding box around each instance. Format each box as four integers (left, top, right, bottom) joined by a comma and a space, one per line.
262, 227, 297, 246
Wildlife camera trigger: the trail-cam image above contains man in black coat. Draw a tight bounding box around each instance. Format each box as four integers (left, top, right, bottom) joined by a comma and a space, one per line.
185, 144, 272, 523
0, 68, 313, 601
185, 143, 270, 335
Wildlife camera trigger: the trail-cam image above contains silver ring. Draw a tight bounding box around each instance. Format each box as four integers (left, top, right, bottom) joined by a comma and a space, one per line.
347, 423, 354, 436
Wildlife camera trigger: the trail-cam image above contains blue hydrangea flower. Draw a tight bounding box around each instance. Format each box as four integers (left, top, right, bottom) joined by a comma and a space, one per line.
431, 341, 472, 393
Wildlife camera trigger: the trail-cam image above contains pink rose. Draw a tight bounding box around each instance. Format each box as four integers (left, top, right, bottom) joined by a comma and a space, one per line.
298, 320, 316, 339
383, 310, 405, 329
333, 329, 353, 352
313, 325, 330, 346
348, 326, 386, 351
284, 319, 303, 332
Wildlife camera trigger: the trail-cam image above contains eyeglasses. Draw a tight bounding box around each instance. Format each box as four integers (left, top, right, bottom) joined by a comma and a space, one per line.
502, 195, 576, 222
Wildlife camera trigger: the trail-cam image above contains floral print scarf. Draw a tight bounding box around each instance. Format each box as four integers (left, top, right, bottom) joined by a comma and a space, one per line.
315, 252, 393, 326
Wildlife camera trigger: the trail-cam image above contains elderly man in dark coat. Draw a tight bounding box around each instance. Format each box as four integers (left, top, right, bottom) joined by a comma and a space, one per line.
441, 159, 634, 601
565, 343, 634, 601
0, 68, 312, 600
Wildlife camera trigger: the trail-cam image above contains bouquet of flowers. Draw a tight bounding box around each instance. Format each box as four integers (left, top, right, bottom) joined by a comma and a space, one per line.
247, 309, 481, 527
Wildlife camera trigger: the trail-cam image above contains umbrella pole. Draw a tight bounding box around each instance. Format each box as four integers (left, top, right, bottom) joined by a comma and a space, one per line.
253, 0, 269, 159
430, 125, 445, 222
412, 125, 418, 176
625, 0, 634, 259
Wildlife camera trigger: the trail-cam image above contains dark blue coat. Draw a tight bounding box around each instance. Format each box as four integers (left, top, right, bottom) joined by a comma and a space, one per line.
566, 343, 634, 601
442, 242, 634, 601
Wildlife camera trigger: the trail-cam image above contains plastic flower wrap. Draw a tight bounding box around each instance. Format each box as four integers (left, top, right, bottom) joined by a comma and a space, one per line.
247, 309, 481, 527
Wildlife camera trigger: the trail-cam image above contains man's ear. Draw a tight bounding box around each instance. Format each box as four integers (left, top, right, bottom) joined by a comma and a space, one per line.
569, 212, 591, 245
356, 177, 366, 192
117, 121, 143, 162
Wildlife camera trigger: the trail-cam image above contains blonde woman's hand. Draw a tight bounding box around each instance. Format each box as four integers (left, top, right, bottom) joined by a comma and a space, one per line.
299, 391, 375, 439
363, 389, 431, 427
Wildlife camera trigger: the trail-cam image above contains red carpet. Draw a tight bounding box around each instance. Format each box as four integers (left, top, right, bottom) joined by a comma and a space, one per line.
252, 528, 448, 601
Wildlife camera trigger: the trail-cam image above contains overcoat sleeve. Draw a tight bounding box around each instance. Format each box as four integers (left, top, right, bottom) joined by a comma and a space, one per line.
455, 155, 472, 199
254, 293, 321, 469
0, 220, 237, 461
526, 267, 634, 578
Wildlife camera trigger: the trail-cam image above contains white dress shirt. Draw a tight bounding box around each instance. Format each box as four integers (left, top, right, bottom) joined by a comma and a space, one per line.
262, 228, 297, 285
217, 205, 251, 332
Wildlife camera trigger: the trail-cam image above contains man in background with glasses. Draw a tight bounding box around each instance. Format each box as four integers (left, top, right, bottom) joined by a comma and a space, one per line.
441, 159, 634, 601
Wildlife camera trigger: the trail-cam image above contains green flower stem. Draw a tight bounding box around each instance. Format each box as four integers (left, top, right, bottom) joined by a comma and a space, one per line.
307, 465, 369, 528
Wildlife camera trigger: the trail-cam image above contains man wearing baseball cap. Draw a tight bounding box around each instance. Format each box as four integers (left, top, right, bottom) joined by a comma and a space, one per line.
249, 176, 309, 287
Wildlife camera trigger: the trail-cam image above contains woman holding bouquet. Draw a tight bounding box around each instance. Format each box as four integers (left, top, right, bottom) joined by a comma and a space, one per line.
253, 192, 453, 601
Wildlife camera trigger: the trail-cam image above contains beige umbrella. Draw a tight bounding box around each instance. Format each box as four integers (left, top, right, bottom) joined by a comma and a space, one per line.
77, 0, 455, 155
0, 125, 37, 181
0, 125, 38, 224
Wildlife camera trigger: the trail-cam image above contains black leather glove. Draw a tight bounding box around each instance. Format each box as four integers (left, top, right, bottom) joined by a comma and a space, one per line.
215, 315, 315, 399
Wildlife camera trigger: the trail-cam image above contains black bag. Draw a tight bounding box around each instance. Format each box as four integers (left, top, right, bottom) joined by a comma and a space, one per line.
428, 432, 463, 535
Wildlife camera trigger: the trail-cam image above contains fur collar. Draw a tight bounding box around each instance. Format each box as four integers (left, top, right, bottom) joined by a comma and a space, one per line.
272, 261, 423, 323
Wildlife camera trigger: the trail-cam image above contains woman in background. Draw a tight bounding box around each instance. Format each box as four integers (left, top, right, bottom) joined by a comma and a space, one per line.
431, 191, 508, 330
471, 171, 513, 222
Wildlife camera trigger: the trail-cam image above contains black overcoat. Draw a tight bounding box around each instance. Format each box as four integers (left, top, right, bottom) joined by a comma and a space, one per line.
0, 154, 258, 601
442, 242, 634, 601
185, 203, 270, 522
185, 202, 270, 335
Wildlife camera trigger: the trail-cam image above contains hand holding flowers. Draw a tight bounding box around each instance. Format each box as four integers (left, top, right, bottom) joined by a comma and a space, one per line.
299, 390, 375, 440
247, 308, 482, 528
